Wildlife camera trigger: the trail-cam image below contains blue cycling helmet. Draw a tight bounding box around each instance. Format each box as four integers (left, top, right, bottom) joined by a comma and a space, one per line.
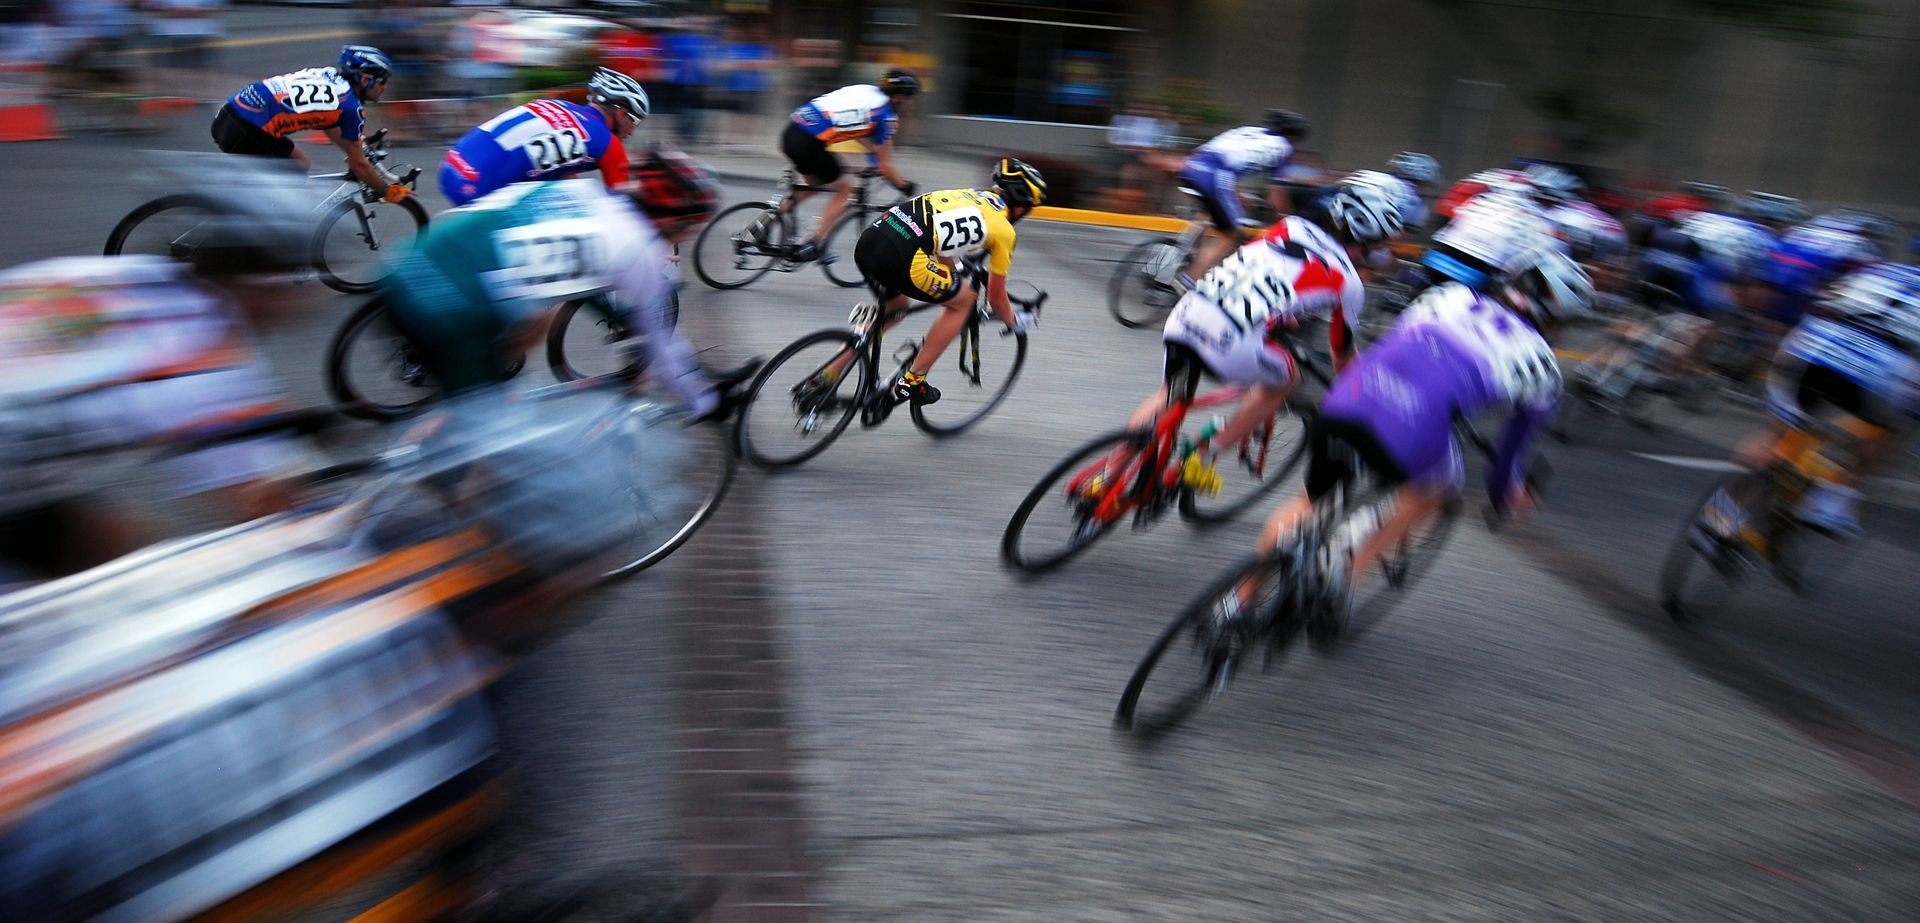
337, 45, 394, 91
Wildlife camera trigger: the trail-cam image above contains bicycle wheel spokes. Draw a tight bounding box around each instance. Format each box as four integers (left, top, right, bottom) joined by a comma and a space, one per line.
910, 325, 1027, 437
1180, 406, 1311, 524
1117, 555, 1290, 736
546, 297, 637, 382
1659, 472, 1766, 624
1108, 238, 1186, 329
820, 209, 869, 288
693, 202, 784, 290
105, 197, 222, 261
1001, 429, 1144, 573
327, 299, 439, 420
598, 412, 736, 580
314, 198, 428, 294
734, 329, 867, 470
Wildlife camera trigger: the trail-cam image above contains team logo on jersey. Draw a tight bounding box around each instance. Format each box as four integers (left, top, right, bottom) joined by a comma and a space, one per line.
235, 85, 269, 112
885, 206, 922, 237
526, 99, 587, 137
446, 151, 479, 182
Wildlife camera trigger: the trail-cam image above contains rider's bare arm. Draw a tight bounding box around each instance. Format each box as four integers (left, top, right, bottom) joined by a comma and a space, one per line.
988, 271, 1018, 329
324, 127, 389, 195
872, 143, 909, 190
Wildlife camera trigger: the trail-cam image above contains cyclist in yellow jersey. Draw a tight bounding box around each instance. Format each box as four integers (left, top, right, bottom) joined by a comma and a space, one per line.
851, 158, 1047, 405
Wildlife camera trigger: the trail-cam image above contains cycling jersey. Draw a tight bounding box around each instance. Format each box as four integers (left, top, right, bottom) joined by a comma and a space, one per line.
1180, 126, 1293, 232
1320, 283, 1560, 505
856, 188, 1017, 304
1760, 222, 1879, 323
1434, 169, 1529, 221
1162, 216, 1363, 390
441, 99, 628, 208
1635, 211, 1772, 316
1544, 200, 1627, 263
381, 181, 711, 414
0, 256, 294, 519
1424, 191, 1556, 288
1768, 264, 1920, 429
790, 84, 897, 146
226, 67, 366, 140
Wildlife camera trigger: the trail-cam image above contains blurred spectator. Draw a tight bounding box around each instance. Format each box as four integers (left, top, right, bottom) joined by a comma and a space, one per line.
55, 0, 144, 129
1108, 102, 1171, 211
660, 22, 716, 145
0, 0, 54, 64
145, 0, 225, 78
449, 10, 517, 124
718, 23, 773, 150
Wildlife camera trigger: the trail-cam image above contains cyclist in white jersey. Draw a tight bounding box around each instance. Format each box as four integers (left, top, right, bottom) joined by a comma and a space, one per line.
1128, 180, 1404, 492
1177, 109, 1310, 282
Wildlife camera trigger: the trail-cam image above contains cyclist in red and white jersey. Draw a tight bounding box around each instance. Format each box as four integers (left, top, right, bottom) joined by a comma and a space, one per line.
1127, 180, 1405, 491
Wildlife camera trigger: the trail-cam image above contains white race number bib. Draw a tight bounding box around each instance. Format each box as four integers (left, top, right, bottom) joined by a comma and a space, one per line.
933, 207, 986, 257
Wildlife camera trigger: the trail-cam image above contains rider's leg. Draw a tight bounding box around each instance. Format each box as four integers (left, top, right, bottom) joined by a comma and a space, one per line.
810, 181, 856, 247
1349, 483, 1447, 579
905, 280, 976, 379
822, 294, 911, 381
1187, 231, 1234, 283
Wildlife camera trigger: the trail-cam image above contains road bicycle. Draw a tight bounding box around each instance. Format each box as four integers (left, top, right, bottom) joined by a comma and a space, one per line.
731, 260, 1045, 469
999, 342, 1332, 573
692, 168, 902, 291
104, 128, 427, 294
1658, 414, 1879, 624
1115, 418, 1527, 736
1106, 187, 1267, 330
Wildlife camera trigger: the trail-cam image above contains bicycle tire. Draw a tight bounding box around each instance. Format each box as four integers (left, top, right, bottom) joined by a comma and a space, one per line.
1108, 238, 1186, 330
312, 195, 429, 295
325, 297, 441, 421
598, 416, 736, 580
692, 202, 784, 290
104, 194, 225, 258
1178, 405, 1311, 524
1116, 554, 1295, 736
820, 208, 870, 288
1658, 471, 1767, 624
544, 294, 678, 383
733, 328, 868, 470
1000, 429, 1143, 573
910, 324, 1027, 437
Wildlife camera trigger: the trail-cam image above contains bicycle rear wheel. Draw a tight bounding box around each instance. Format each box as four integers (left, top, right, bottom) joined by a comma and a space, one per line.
326, 297, 441, 421
820, 208, 870, 288
1116, 554, 1296, 736
1000, 429, 1144, 573
312, 196, 429, 294
911, 322, 1027, 437
1659, 471, 1768, 624
545, 295, 675, 383
693, 202, 784, 290
1178, 405, 1311, 524
1108, 238, 1186, 329
733, 328, 868, 470
103, 194, 223, 260
596, 414, 736, 580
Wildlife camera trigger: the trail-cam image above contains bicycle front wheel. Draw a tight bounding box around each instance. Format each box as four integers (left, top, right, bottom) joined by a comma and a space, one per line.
1178, 405, 1311, 524
1659, 471, 1768, 624
326, 297, 440, 420
312, 196, 429, 294
1000, 429, 1142, 573
820, 208, 870, 288
1108, 238, 1186, 329
597, 415, 737, 580
547, 296, 641, 382
693, 202, 784, 290
911, 323, 1027, 437
733, 328, 869, 470
1116, 554, 1294, 736
104, 194, 224, 259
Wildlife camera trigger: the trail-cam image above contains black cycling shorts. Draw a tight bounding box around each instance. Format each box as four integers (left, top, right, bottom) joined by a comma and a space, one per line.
781, 121, 842, 184
853, 220, 962, 305
212, 104, 296, 158
1163, 341, 1213, 404
1792, 362, 1899, 430
1304, 414, 1409, 500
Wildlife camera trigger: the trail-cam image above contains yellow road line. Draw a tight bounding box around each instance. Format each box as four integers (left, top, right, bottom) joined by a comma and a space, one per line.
1028, 206, 1190, 234
109, 29, 360, 57
1554, 348, 1593, 362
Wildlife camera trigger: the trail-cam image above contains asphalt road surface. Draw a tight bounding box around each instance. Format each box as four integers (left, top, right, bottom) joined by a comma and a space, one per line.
7, 10, 1920, 920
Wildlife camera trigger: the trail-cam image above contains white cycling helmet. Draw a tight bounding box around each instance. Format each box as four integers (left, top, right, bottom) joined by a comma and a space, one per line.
1506, 245, 1594, 324
1522, 163, 1584, 205
588, 68, 651, 119
1388, 151, 1440, 185
1325, 179, 1404, 245
1819, 263, 1920, 354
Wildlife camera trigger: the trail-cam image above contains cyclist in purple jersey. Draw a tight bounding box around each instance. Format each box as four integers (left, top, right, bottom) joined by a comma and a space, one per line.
440, 69, 650, 208
1256, 246, 1593, 640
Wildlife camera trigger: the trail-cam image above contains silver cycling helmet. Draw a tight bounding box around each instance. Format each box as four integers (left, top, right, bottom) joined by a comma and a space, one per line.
1325, 178, 1404, 245
1506, 245, 1594, 324
1387, 151, 1441, 185
588, 67, 651, 119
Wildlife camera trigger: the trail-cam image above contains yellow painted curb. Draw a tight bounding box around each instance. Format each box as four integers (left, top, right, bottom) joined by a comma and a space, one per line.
1028, 206, 1190, 234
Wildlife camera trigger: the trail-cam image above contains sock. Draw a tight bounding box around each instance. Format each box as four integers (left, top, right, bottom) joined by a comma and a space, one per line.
900, 371, 926, 388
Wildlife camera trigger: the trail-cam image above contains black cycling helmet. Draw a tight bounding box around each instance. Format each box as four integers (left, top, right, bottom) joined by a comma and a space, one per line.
881, 70, 921, 97
991, 158, 1047, 208
1265, 109, 1310, 139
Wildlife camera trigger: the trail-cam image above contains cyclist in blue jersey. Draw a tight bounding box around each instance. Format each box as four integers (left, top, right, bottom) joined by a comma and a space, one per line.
1178, 109, 1311, 282
1756, 211, 1882, 329
214, 46, 404, 204
780, 70, 920, 262
440, 69, 652, 208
